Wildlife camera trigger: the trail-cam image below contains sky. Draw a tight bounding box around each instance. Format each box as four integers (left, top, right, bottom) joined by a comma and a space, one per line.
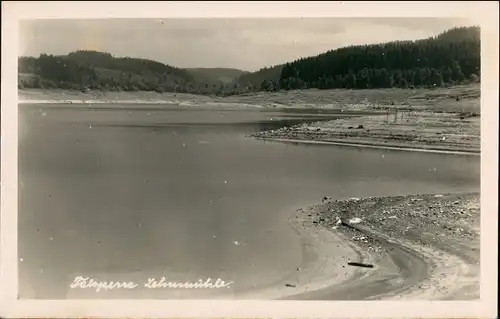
19, 18, 477, 72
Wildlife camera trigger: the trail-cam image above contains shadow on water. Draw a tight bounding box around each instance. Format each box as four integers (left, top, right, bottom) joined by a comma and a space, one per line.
253, 117, 332, 132
90, 117, 342, 133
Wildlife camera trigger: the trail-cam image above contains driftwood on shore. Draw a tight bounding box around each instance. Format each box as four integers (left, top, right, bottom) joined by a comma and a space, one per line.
347, 262, 375, 268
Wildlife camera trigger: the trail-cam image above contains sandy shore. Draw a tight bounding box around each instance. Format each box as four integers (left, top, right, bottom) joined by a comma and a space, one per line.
236, 204, 376, 299
275, 193, 480, 300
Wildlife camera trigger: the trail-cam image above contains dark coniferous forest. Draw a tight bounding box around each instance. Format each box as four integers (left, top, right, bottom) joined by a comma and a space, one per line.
18, 26, 480, 95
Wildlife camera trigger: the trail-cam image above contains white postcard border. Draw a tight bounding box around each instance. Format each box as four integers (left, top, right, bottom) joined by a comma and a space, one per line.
1, 1, 498, 318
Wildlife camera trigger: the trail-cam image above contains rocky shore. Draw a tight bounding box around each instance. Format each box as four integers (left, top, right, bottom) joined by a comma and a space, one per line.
251, 111, 480, 154
293, 192, 480, 300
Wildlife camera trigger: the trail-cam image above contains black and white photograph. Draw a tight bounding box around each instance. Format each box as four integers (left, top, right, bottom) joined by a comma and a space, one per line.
1, 1, 498, 318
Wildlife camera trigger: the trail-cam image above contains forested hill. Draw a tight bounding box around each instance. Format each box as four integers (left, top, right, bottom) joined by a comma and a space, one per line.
18, 50, 199, 93
273, 26, 480, 91
18, 26, 480, 95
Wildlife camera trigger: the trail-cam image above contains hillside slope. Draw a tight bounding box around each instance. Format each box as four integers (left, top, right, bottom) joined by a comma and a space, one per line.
185, 68, 248, 85
234, 64, 284, 91
18, 50, 197, 93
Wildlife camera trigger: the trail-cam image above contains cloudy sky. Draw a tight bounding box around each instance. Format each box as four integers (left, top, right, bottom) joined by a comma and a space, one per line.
19, 18, 477, 71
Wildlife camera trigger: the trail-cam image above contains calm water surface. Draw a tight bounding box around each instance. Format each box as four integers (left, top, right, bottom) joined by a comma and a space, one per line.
18, 104, 480, 299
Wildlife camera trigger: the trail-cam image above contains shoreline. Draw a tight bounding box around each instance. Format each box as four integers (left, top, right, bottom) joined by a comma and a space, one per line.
254, 137, 481, 156
275, 192, 480, 300
235, 204, 374, 300
251, 110, 480, 156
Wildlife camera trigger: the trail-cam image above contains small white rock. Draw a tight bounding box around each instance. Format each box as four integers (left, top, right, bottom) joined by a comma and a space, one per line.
349, 217, 362, 224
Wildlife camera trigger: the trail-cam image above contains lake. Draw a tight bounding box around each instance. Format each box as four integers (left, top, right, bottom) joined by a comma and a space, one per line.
18, 104, 480, 299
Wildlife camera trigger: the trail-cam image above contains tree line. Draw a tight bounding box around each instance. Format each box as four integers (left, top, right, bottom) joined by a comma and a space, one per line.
271, 26, 480, 91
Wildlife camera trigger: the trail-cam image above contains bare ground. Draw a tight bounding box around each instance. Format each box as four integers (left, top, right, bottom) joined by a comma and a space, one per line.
226, 84, 480, 113
234, 85, 481, 154
283, 193, 480, 300
251, 111, 480, 154
19, 83, 480, 113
